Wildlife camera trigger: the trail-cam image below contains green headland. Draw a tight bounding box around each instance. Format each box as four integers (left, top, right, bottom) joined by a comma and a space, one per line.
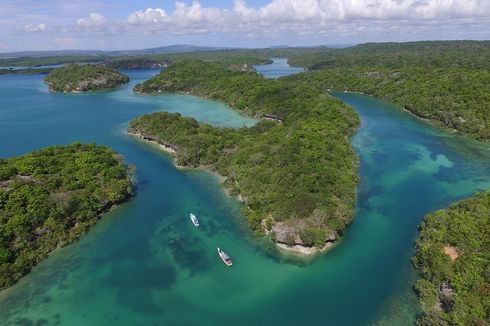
130, 59, 360, 253
44, 64, 129, 92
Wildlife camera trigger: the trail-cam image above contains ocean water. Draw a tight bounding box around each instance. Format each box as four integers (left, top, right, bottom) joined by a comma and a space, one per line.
0, 62, 489, 325
253, 58, 304, 78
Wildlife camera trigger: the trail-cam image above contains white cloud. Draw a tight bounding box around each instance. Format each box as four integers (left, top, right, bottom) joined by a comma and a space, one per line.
124, 2, 231, 34
22, 23, 48, 33
127, 8, 168, 26
76, 12, 108, 32
118, 0, 490, 36
16, 0, 490, 39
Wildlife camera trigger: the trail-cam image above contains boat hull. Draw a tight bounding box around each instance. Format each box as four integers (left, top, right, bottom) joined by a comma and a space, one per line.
190, 213, 199, 227
217, 247, 233, 267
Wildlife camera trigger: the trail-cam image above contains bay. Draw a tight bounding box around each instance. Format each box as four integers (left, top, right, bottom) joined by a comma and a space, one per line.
0, 61, 489, 325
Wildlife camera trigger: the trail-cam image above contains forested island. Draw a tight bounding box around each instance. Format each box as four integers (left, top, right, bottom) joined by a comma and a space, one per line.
413, 191, 489, 325
130, 59, 360, 253
0, 144, 133, 290
44, 64, 129, 92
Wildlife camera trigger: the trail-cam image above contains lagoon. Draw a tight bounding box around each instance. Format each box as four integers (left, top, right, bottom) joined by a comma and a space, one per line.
0, 61, 489, 325
253, 57, 304, 78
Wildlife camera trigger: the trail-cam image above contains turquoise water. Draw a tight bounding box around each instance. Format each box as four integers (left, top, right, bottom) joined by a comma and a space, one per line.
253, 58, 304, 78
0, 63, 489, 325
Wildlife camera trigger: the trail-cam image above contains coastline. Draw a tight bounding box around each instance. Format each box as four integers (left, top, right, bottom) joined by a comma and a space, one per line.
0, 182, 132, 294
127, 129, 336, 256
335, 89, 434, 122
127, 129, 226, 180
333, 90, 464, 137
276, 241, 335, 255
133, 89, 259, 124
127, 130, 177, 154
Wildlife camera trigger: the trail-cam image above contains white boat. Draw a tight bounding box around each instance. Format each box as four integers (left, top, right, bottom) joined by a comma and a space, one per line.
190, 213, 199, 227
217, 247, 233, 267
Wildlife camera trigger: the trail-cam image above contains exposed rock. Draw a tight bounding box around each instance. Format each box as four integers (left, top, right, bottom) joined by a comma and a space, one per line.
438, 281, 455, 313
269, 220, 338, 255
276, 243, 334, 255
443, 245, 459, 261
228, 63, 255, 72
261, 114, 283, 123
127, 129, 178, 154
271, 222, 304, 245
0, 180, 12, 189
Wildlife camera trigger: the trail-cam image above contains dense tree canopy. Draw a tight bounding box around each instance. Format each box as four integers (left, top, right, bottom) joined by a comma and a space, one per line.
0, 51, 272, 69
413, 191, 490, 325
0, 144, 133, 290
287, 41, 490, 70
0, 68, 53, 75
44, 64, 129, 92
130, 59, 359, 249
287, 67, 490, 141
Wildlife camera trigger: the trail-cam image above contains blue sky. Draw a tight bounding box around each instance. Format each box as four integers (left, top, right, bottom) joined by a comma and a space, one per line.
0, 0, 489, 52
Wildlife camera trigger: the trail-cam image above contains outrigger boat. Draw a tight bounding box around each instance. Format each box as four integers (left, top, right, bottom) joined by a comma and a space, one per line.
217, 247, 233, 267
189, 213, 199, 227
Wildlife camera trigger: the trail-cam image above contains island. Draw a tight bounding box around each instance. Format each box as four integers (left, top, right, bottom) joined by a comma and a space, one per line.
413, 191, 489, 325
130, 59, 360, 254
44, 64, 129, 92
0, 143, 133, 291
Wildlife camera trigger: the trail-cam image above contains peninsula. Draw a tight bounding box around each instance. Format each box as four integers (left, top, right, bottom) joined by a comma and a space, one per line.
44, 64, 129, 92
0, 143, 133, 291
130, 59, 360, 253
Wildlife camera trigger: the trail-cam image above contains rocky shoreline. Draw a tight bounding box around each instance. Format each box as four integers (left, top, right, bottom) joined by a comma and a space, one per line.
128, 129, 177, 154
127, 128, 337, 255
277, 242, 334, 255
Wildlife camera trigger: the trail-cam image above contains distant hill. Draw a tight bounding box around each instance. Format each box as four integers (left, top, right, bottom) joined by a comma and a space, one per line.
0, 44, 233, 58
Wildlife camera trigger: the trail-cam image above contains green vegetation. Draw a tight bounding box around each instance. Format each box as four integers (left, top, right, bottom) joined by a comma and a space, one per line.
287, 67, 490, 141
0, 55, 107, 67
287, 41, 490, 70
44, 64, 129, 92
3, 40, 488, 71
0, 51, 273, 69
0, 68, 53, 75
129, 112, 243, 167
413, 191, 490, 325
105, 58, 170, 69
281, 41, 490, 142
0, 144, 133, 290
130, 59, 359, 249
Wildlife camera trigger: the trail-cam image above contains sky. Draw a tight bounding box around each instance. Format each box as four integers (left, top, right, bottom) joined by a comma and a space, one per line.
0, 0, 489, 52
